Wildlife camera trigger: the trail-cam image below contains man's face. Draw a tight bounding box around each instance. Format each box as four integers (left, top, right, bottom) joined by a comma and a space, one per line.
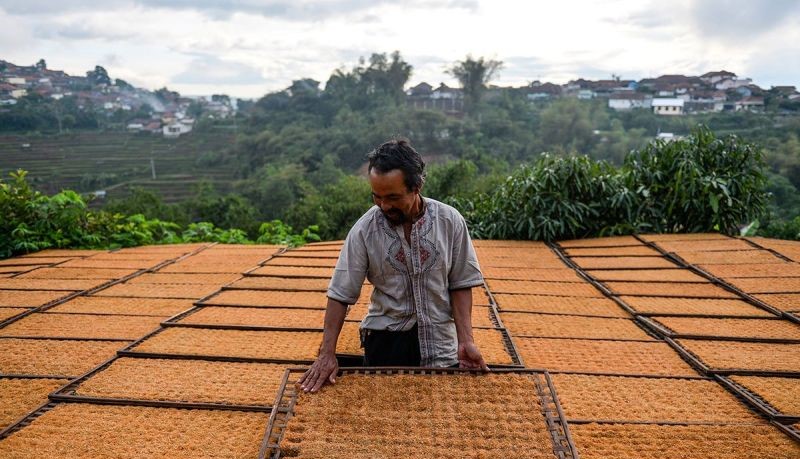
369, 168, 419, 225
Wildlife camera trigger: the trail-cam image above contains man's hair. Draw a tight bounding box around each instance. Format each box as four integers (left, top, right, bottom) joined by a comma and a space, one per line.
367, 138, 426, 192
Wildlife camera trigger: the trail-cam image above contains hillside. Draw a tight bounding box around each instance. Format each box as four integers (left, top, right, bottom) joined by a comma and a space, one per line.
0, 129, 238, 203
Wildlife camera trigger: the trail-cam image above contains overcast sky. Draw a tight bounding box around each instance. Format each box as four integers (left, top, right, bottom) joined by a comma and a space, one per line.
1, 0, 799, 98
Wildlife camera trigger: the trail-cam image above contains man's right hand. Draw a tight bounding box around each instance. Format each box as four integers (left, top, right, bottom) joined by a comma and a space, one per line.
299, 351, 339, 393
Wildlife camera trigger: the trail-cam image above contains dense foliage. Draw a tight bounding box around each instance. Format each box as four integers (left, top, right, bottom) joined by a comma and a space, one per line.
460, 128, 770, 241
0, 170, 319, 259
3, 52, 799, 242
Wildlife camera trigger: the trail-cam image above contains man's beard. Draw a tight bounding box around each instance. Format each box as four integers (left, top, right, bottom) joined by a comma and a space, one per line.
382, 208, 406, 225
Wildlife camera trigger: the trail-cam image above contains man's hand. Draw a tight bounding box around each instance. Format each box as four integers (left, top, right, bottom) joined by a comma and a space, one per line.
458, 341, 489, 371
299, 352, 339, 393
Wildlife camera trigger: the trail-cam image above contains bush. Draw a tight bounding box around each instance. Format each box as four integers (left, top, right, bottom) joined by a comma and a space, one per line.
463, 154, 634, 240
460, 127, 770, 241
624, 126, 768, 234
0, 169, 320, 259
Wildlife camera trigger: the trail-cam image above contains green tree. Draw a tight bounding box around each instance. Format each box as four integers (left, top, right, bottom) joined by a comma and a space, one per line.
446, 55, 503, 112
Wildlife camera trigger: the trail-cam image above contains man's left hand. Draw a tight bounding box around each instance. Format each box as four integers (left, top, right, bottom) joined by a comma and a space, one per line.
458, 341, 489, 371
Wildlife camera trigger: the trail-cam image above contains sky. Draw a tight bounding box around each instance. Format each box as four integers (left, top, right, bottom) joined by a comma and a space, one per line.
1, 0, 799, 99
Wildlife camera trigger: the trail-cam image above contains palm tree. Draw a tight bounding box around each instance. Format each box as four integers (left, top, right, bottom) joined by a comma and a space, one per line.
446, 55, 503, 113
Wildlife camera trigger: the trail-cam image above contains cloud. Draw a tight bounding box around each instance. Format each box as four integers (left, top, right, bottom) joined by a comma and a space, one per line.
33, 22, 136, 41
688, 0, 800, 39
1, 0, 477, 20
171, 54, 267, 85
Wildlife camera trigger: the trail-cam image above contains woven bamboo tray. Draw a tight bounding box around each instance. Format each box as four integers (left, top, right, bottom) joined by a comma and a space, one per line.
672, 338, 800, 375
746, 237, 800, 249
768, 247, 800, 262
550, 374, 760, 423
128, 327, 327, 362
478, 257, 568, 269
21, 249, 103, 257
587, 269, 708, 283
266, 369, 574, 459
492, 294, 629, 317
569, 423, 799, 459
48, 297, 194, 317
0, 266, 41, 274
94, 283, 222, 300
84, 254, 171, 263
656, 239, 756, 253
0, 290, 77, 307
648, 317, 800, 341
289, 244, 346, 252
639, 233, 731, 242
0, 338, 125, 377
728, 278, 800, 294
475, 249, 557, 262
265, 257, 337, 268
515, 337, 697, 376
58, 259, 161, 269
486, 279, 603, 297
16, 267, 137, 279
473, 239, 549, 247
605, 281, 737, 298
157, 263, 256, 274
1, 377, 69, 430
570, 257, 676, 270
279, 250, 341, 258
472, 328, 517, 365
202, 290, 333, 308
563, 246, 659, 257
724, 375, 800, 421
229, 276, 332, 291
247, 265, 333, 278
0, 278, 108, 291
0, 312, 163, 340
678, 250, 784, 265
0, 403, 269, 458
480, 267, 582, 282
0, 307, 29, 323
753, 293, 800, 313
60, 357, 286, 409
0, 256, 75, 266
699, 262, 800, 278
126, 273, 241, 285
558, 236, 642, 247
500, 313, 653, 341
619, 296, 773, 317
176, 307, 332, 329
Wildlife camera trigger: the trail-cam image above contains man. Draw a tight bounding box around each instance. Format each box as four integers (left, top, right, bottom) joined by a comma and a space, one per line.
299, 138, 487, 393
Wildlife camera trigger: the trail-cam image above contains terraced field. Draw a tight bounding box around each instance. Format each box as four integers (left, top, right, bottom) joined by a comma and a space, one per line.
0, 129, 238, 203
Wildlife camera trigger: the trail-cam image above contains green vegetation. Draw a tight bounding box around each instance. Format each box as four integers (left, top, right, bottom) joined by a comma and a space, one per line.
2, 52, 799, 243
0, 170, 319, 259
459, 127, 769, 241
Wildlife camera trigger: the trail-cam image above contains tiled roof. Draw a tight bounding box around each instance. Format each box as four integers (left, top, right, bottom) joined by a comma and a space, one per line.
0, 235, 799, 457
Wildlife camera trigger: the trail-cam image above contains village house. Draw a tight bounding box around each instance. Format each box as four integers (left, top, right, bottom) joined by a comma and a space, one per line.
652, 98, 684, 115
608, 92, 650, 110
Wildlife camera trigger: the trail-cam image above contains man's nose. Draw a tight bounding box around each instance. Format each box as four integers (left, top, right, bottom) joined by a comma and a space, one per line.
379, 202, 393, 213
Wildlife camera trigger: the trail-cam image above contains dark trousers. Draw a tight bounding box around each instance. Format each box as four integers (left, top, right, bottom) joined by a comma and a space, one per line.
362, 324, 421, 366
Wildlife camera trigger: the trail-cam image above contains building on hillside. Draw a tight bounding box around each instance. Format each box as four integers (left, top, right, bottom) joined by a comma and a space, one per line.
715, 77, 752, 90
700, 70, 736, 85
406, 82, 464, 114
522, 81, 562, 100
652, 98, 684, 115
162, 118, 194, 138
406, 82, 433, 97
735, 96, 765, 112
608, 92, 651, 110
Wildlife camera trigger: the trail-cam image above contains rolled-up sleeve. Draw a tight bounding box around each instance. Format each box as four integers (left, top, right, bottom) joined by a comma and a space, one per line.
327, 225, 369, 304
448, 215, 484, 290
